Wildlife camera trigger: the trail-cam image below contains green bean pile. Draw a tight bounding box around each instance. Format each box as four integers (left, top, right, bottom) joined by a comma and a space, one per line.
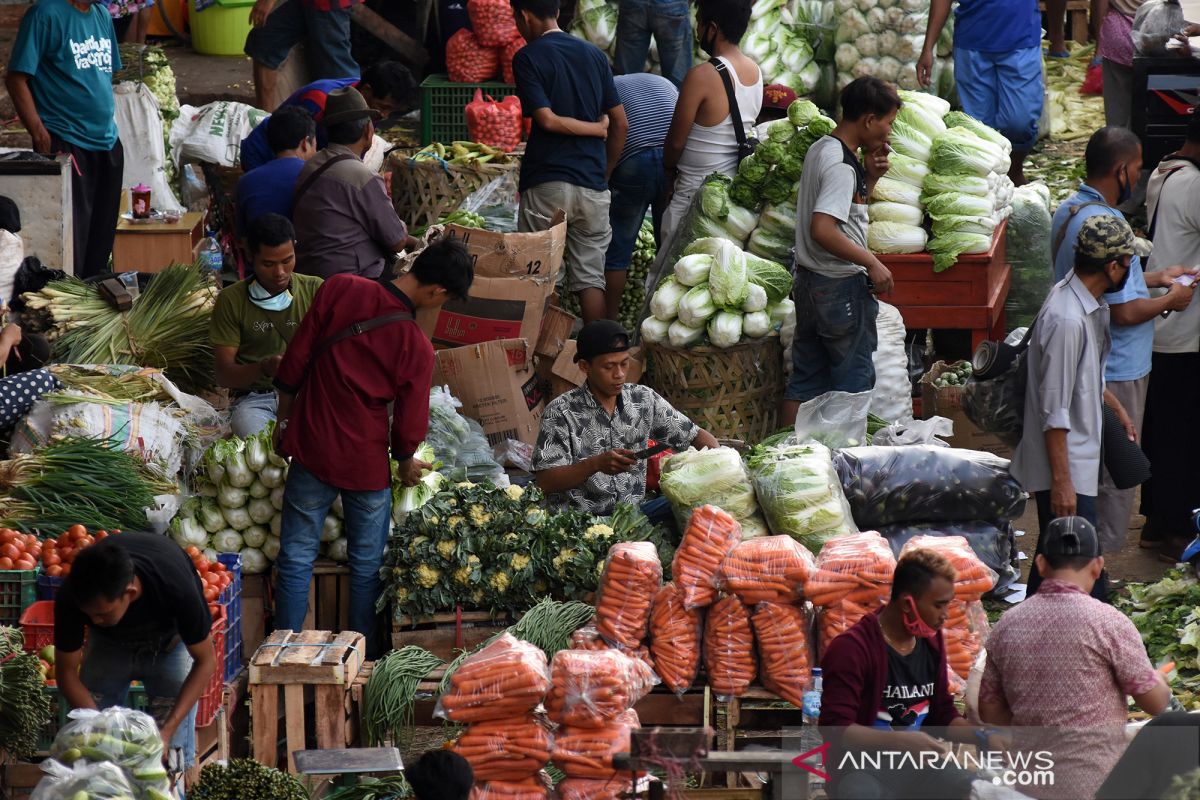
363, 646, 443, 746
0, 627, 52, 759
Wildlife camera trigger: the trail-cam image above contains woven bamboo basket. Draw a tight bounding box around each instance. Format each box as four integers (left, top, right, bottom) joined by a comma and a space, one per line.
644, 337, 784, 445
389, 150, 519, 230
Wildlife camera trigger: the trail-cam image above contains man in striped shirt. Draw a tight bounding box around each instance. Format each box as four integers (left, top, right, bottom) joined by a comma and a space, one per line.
604, 72, 676, 320
246, 0, 360, 111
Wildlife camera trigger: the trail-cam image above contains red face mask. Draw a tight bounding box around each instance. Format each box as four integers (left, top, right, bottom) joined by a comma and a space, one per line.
903, 596, 938, 639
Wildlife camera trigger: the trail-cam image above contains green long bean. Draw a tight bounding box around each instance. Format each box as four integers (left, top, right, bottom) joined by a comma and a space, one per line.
363, 646, 443, 747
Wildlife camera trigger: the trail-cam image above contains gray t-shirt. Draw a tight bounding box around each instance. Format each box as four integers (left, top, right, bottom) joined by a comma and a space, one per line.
793, 135, 869, 278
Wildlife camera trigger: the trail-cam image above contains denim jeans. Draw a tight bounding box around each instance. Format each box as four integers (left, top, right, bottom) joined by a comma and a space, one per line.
80, 635, 198, 767
606, 147, 666, 272
614, 0, 692, 88
786, 269, 879, 402
244, 0, 359, 77
274, 460, 392, 655
229, 391, 277, 438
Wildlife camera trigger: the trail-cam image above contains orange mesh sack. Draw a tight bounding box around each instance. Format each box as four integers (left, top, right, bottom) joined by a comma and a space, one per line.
703, 594, 757, 698
466, 90, 524, 152
552, 708, 641, 780
447, 28, 500, 83
468, 0, 520, 46
595, 542, 662, 649
502, 34, 525, 84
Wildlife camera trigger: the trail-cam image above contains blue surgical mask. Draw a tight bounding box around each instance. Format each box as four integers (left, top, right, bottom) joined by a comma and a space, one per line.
248, 279, 293, 312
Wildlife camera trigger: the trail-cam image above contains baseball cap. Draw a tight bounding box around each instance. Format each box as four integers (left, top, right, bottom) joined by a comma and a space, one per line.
1043, 516, 1102, 559
762, 84, 798, 112
574, 320, 630, 362
1075, 215, 1152, 263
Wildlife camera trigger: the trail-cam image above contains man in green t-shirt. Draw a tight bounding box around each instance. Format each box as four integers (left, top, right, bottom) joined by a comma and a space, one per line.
210, 214, 321, 436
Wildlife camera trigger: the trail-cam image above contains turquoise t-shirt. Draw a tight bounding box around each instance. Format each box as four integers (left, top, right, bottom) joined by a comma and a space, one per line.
8, 0, 121, 151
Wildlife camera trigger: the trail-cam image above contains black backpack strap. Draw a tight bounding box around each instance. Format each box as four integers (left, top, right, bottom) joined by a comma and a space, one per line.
710, 58, 748, 150
1147, 157, 1200, 239
293, 152, 359, 206
309, 311, 415, 364
1051, 201, 1110, 264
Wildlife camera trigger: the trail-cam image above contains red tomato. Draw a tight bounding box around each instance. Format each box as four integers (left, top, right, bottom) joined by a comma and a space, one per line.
1, 543, 19, 561
45, 564, 62, 577
14, 558, 35, 571
43, 553, 61, 567
94, 531, 109, 541
203, 586, 218, 602
0, 557, 13, 570
60, 564, 70, 577
66, 524, 86, 538
185, 546, 200, 558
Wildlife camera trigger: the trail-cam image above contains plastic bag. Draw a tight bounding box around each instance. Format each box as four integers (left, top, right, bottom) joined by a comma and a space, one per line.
746, 441, 858, 553
114, 81, 183, 213
752, 602, 813, 706
569, 625, 654, 668
704, 594, 757, 699
551, 709, 640, 779
471, 776, 552, 800
879, 521, 1018, 592
556, 778, 634, 800
715, 535, 816, 605
169, 101, 268, 169
468, 0, 521, 45
454, 716, 552, 781
447, 28, 500, 83
805, 531, 896, 608
594, 542, 662, 649
1133, 0, 1185, 55
648, 583, 702, 695
672, 505, 742, 609
660, 447, 768, 538
435, 633, 551, 723
494, 439, 533, 471
426, 386, 507, 484
942, 598, 988, 679
793, 390, 872, 448
897, 534, 998, 600
546, 648, 658, 727
47, 707, 170, 796
870, 416, 954, 447
1004, 183, 1052, 332
501, 34, 526, 84
466, 91, 524, 153
871, 302, 912, 422
834, 445, 1028, 527
31, 760, 138, 800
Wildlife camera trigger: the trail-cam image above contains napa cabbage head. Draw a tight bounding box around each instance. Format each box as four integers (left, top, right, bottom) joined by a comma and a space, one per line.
922, 172, 991, 198
942, 111, 1011, 153
883, 151, 930, 189
930, 127, 1005, 177
742, 310, 772, 337
924, 192, 993, 218
744, 252, 794, 304
677, 284, 717, 327
651, 277, 690, 321
674, 253, 714, 286
928, 231, 993, 272
896, 102, 947, 142
668, 319, 705, 348
888, 117, 933, 162
930, 214, 999, 237
707, 243, 750, 309
869, 201, 925, 227
870, 176, 922, 207
742, 282, 768, 313
867, 221, 928, 254
725, 203, 760, 242
660, 446, 757, 517
898, 89, 951, 118
708, 310, 744, 348
698, 173, 733, 219
641, 316, 671, 343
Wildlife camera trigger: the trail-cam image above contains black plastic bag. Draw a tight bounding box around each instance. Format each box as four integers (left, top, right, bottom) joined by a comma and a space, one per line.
11, 256, 65, 308
878, 520, 1019, 593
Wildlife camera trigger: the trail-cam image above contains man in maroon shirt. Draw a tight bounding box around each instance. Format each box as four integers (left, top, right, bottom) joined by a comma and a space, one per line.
270, 238, 473, 656
819, 550, 1001, 799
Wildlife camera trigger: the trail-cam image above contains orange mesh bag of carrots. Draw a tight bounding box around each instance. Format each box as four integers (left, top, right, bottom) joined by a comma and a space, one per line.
470, 776, 551, 800
672, 505, 742, 610
546, 648, 657, 727
446, 28, 500, 83
595, 542, 662, 648
897, 535, 997, 601
454, 716, 553, 781
751, 602, 812, 707
556, 779, 634, 800
716, 535, 816, 606
468, 0, 520, 46
648, 582, 702, 695
552, 708, 640, 779
436, 633, 551, 724
703, 594, 756, 698
805, 532, 896, 609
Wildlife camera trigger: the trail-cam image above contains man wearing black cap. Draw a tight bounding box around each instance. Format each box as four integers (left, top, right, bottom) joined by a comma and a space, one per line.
979, 516, 1169, 800
532, 320, 719, 515
291, 87, 419, 280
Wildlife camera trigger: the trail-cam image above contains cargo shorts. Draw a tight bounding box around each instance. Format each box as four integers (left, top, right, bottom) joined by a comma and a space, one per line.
518, 181, 612, 294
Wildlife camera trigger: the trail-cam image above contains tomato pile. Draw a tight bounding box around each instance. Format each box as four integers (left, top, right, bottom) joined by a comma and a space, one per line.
0, 529, 42, 571
184, 546, 233, 610
38, 525, 119, 578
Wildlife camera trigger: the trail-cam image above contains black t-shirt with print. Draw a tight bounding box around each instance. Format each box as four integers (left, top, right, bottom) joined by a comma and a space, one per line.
874, 638, 937, 731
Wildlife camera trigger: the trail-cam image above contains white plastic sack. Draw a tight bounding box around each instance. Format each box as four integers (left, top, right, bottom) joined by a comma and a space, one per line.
169, 101, 269, 168
870, 301, 912, 423
113, 81, 182, 212
0, 230, 22, 311
363, 134, 392, 174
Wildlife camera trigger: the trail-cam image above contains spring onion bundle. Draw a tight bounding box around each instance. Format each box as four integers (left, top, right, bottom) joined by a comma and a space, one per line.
46, 365, 175, 405
0, 627, 52, 759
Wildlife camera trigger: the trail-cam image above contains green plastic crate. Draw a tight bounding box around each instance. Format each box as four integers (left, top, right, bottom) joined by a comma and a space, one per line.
420, 73, 518, 146
0, 568, 38, 627
38, 684, 148, 753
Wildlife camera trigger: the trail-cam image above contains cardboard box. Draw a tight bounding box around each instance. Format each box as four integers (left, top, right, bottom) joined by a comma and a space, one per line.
433, 338, 545, 446
549, 341, 644, 402
919, 361, 1012, 458
443, 212, 567, 279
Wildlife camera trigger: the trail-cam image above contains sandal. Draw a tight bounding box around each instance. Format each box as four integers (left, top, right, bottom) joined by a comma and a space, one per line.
1049, 49, 1072, 58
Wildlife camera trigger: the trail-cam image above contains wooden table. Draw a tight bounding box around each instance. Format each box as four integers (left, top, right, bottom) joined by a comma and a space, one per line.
111, 211, 203, 273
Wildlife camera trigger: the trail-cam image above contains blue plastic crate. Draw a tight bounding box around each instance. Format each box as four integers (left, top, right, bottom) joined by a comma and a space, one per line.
36, 573, 63, 601
217, 552, 243, 682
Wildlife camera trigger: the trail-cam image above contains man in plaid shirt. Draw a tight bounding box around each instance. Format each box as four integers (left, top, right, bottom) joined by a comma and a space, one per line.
245, 0, 360, 111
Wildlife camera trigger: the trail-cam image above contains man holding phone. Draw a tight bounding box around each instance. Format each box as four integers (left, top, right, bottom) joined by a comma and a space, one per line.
533, 320, 719, 515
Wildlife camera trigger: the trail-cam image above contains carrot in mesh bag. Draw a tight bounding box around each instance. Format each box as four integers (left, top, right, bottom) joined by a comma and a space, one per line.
942, 598, 987, 678
673, 505, 742, 610
454, 716, 553, 782
595, 542, 662, 649
897, 535, 997, 600
436, 633, 551, 724
817, 598, 882, 655
648, 582, 702, 695
805, 531, 896, 608
552, 708, 640, 780
470, 775, 551, 800
556, 778, 635, 800
571, 624, 655, 669
716, 535, 816, 606
546, 648, 658, 728
704, 594, 757, 698
751, 602, 812, 707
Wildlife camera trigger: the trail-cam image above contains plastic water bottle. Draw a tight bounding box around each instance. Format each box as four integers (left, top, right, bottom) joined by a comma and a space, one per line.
199, 233, 223, 276
799, 667, 824, 756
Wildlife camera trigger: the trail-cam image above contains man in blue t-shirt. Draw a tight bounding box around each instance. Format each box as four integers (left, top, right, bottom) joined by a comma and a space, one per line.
6, 0, 123, 279
235, 106, 317, 238
511, 0, 629, 324
917, 0, 1042, 185
1049, 127, 1198, 555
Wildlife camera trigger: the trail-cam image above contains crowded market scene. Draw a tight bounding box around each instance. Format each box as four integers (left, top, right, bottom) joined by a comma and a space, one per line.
3, 0, 1200, 796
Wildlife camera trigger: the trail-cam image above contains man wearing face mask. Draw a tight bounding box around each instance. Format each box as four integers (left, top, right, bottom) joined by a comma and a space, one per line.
210, 214, 321, 436
1012, 215, 1153, 601
1047, 127, 1197, 566
819, 549, 1000, 799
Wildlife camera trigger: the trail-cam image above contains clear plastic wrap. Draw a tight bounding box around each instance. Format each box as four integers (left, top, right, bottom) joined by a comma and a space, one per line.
47, 707, 170, 796
672, 505, 742, 609
804, 531, 896, 608
792, 390, 872, 448
453, 716, 553, 782
551, 709, 640, 779
31, 760, 139, 800
752, 602, 813, 706
897, 535, 997, 600
1133, 0, 1185, 55
470, 774, 552, 800
426, 386, 506, 484
546, 649, 658, 728
1004, 183, 1053, 331
556, 778, 635, 800
659, 447, 768, 538
648, 583, 702, 695
569, 625, 655, 670
833, 445, 1027, 527
871, 302, 913, 423
595, 542, 663, 649
715, 535, 816, 605
880, 521, 1018, 593
746, 442, 858, 553
943, 599, 989, 679
435, 633, 551, 724
704, 594, 757, 699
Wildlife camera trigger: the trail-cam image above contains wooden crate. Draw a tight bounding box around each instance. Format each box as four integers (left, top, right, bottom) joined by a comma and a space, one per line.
2, 759, 42, 799
250, 630, 365, 685
303, 560, 352, 634
242, 573, 268, 659
186, 670, 250, 789
391, 611, 509, 662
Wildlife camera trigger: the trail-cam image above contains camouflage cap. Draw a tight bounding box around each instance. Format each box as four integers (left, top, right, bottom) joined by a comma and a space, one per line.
1076, 214, 1152, 263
